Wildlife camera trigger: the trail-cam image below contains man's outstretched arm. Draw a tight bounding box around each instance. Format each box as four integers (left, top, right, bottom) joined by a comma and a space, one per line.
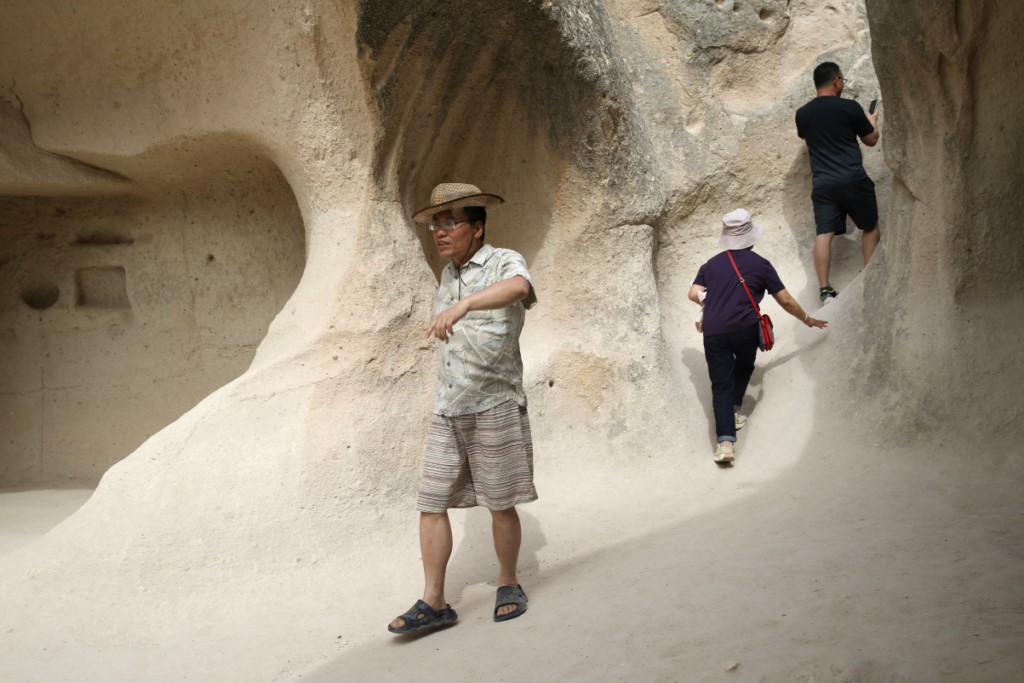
425, 275, 532, 341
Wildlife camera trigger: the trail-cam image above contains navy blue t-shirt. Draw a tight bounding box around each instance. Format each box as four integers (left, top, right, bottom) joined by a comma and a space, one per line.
795, 95, 875, 188
694, 249, 785, 336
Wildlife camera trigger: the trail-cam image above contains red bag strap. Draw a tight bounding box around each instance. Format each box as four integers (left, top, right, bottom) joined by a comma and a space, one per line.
725, 251, 762, 315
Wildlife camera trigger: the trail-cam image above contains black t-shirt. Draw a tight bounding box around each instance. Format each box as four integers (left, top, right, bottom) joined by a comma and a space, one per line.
694, 249, 785, 336
795, 96, 875, 187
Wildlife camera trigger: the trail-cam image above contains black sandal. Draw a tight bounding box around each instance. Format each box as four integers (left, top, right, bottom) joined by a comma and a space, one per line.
494, 584, 528, 622
387, 599, 458, 634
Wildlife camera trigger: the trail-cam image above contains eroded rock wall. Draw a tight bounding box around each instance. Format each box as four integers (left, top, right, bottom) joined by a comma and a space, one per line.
0, 0, 1019, 680
0, 0, 892, 488
0, 0, 377, 487
825, 0, 1024, 439
0, 124, 305, 485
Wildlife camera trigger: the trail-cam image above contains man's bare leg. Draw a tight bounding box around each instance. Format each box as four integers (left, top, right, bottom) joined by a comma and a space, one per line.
390, 511, 452, 629
491, 507, 522, 618
813, 232, 835, 288
861, 225, 880, 265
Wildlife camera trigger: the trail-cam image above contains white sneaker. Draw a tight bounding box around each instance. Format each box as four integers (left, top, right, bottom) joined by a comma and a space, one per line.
714, 441, 735, 464
734, 412, 747, 430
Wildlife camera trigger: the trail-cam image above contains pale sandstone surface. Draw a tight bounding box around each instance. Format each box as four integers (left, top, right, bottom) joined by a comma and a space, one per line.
0, 1, 1021, 682
0, 487, 91, 557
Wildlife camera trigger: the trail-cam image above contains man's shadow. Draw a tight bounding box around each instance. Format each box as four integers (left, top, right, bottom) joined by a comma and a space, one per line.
444, 506, 546, 608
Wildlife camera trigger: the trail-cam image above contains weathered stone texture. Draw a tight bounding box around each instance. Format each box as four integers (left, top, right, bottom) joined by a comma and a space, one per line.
0, 0, 1019, 680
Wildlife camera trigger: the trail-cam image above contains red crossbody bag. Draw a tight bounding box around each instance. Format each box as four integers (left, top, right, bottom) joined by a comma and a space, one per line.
726, 251, 775, 351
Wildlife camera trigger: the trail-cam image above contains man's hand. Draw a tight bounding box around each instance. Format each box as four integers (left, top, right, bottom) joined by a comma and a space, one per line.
862, 109, 880, 146
425, 276, 532, 342
425, 300, 469, 342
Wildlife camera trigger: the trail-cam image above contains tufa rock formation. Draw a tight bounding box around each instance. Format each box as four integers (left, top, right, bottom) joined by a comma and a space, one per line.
0, 0, 1020, 680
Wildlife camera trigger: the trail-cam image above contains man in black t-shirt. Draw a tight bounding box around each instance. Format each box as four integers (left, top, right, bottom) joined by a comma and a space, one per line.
795, 61, 881, 303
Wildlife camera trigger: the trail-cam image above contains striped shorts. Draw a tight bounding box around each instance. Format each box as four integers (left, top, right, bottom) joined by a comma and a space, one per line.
417, 400, 538, 513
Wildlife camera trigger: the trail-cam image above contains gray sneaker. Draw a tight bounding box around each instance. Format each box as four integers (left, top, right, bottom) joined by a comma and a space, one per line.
819, 285, 838, 304
714, 441, 735, 464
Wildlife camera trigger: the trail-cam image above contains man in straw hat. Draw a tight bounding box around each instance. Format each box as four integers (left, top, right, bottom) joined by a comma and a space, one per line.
689, 208, 827, 465
388, 183, 538, 634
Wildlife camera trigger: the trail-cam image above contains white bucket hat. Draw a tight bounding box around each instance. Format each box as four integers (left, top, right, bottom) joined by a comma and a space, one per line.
718, 208, 763, 250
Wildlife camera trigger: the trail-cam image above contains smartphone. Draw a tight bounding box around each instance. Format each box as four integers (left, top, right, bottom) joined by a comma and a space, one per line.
868, 98, 878, 114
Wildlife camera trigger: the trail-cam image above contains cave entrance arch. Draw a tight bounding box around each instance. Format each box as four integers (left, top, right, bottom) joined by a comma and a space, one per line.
0, 131, 306, 487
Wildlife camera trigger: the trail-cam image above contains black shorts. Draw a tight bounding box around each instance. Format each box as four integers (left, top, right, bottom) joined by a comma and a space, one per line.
811, 177, 878, 236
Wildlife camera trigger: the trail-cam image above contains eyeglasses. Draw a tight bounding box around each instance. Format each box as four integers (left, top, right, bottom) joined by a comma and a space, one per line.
428, 219, 471, 232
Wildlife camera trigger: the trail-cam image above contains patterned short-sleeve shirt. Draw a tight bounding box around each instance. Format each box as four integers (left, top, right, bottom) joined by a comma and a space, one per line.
433, 244, 537, 417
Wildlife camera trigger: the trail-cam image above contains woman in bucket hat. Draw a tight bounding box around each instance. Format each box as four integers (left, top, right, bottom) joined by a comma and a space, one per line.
689, 209, 828, 465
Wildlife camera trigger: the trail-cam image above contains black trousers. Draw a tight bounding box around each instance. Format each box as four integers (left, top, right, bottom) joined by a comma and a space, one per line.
703, 323, 758, 442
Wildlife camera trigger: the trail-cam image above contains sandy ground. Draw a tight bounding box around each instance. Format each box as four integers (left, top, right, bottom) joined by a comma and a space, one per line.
280, 436, 1024, 683
2, 309, 1021, 683
4, 439, 1022, 682
0, 488, 92, 558
280, 371, 1024, 683
4, 365, 1023, 682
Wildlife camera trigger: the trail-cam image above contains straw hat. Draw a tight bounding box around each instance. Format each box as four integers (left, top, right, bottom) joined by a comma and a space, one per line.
718, 208, 763, 250
412, 183, 505, 223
